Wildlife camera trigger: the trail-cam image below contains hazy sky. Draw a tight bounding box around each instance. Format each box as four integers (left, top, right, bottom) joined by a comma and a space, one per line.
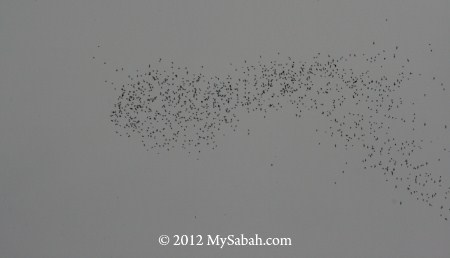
1, 1, 449, 257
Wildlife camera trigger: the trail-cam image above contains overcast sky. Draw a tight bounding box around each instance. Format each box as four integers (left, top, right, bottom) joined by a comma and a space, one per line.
1, 1, 450, 257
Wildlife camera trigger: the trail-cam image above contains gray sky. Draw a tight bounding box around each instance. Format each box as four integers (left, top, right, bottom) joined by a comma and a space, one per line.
1, 0, 450, 257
